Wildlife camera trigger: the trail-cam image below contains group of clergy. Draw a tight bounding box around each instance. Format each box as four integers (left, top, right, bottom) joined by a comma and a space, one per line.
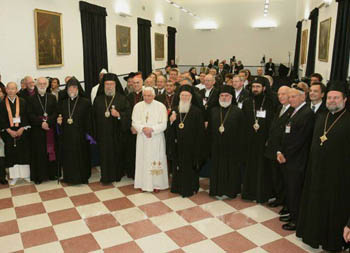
0, 67, 349, 252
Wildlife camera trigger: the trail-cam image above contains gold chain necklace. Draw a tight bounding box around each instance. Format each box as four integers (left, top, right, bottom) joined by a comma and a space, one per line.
320, 109, 346, 146
219, 105, 232, 134
104, 94, 115, 118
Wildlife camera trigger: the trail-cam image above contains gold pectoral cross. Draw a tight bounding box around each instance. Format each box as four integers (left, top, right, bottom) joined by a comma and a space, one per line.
146, 112, 149, 123
320, 134, 328, 146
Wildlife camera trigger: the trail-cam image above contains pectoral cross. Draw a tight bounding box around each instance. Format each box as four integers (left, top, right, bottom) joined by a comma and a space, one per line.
320, 134, 328, 146
146, 112, 149, 123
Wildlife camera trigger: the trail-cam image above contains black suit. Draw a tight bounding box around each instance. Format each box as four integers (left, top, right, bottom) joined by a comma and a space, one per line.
280, 104, 315, 223
199, 88, 219, 121
348, 218, 350, 228
154, 88, 165, 96
218, 69, 227, 80
309, 101, 328, 115
265, 105, 294, 204
233, 89, 250, 107
265, 62, 275, 76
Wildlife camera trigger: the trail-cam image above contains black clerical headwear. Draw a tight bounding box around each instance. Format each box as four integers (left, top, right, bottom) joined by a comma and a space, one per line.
327, 80, 349, 96
178, 85, 201, 108
99, 73, 125, 96
124, 72, 136, 81
251, 76, 268, 87
66, 76, 80, 88
219, 85, 234, 96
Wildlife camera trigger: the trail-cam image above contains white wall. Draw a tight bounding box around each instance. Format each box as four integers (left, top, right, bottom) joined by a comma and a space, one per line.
0, 0, 180, 85
176, 0, 297, 67
296, 0, 338, 81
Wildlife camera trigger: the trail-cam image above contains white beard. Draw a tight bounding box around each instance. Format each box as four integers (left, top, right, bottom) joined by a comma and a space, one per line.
179, 100, 191, 113
105, 89, 115, 97
68, 92, 78, 99
38, 87, 46, 96
219, 100, 232, 108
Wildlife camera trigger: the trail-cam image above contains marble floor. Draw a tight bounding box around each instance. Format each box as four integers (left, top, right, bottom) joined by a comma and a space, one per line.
0, 168, 325, 253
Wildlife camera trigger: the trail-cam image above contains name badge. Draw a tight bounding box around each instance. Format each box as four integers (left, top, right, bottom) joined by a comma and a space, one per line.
13, 117, 21, 124
285, 125, 291, 133
256, 110, 266, 118
238, 102, 243, 109
203, 99, 207, 106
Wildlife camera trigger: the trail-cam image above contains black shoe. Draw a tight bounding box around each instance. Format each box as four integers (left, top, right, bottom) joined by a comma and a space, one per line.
268, 200, 282, 208
279, 206, 289, 216
282, 222, 296, 231
279, 215, 291, 222
0, 179, 8, 185
34, 180, 42, 185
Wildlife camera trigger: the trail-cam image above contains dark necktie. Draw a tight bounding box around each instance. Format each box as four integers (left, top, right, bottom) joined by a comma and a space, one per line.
311, 105, 316, 113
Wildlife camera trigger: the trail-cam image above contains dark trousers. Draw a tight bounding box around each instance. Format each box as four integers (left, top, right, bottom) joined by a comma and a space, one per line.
0, 157, 6, 179
269, 159, 285, 204
283, 165, 304, 223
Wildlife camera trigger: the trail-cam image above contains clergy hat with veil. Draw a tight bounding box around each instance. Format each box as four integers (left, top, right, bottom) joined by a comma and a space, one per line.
65, 76, 86, 97
97, 73, 125, 96
219, 85, 235, 96
327, 80, 349, 96
178, 85, 201, 108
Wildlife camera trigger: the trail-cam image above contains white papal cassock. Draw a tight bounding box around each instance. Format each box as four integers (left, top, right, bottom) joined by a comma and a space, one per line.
132, 100, 169, 191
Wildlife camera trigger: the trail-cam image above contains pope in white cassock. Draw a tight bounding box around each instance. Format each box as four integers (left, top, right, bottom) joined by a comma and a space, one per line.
132, 87, 169, 192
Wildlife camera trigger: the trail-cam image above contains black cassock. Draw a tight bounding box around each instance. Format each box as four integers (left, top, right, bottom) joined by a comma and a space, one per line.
208, 105, 246, 198
28, 94, 58, 182
296, 109, 350, 252
241, 94, 276, 203
125, 92, 143, 178
93, 94, 131, 183
0, 97, 30, 168
167, 105, 205, 197
59, 96, 92, 184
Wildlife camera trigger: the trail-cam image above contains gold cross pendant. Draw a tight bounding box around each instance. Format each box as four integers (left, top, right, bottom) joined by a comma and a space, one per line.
320, 134, 328, 146
146, 112, 149, 123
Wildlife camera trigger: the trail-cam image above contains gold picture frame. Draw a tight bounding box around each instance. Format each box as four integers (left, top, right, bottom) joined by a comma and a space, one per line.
318, 18, 332, 62
301, 29, 308, 65
155, 33, 164, 61
116, 25, 131, 55
34, 9, 63, 68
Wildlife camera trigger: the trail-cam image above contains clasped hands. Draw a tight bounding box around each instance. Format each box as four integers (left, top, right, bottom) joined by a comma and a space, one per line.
142, 127, 153, 138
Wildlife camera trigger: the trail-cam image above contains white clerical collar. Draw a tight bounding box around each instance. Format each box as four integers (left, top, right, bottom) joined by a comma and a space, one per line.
8, 96, 16, 103
311, 100, 322, 112
205, 87, 213, 97
70, 95, 78, 100
167, 93, 174, 97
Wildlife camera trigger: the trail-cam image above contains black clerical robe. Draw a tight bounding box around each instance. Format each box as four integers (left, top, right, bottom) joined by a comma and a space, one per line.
93, 94, 131, 183
58, 96, 92, 184
241, 94, 276, 203
208, 105, 246, 198
296, 109, 350, 252
167, 105, 205, 197
28, 93, 58, 182
125, 92, 143, 178
0, 97, 30, 168
18, 88, 37, 102
156, 93, 175, 115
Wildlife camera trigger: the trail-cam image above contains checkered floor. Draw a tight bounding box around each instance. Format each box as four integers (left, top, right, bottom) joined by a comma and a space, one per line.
0, 168, 325, 253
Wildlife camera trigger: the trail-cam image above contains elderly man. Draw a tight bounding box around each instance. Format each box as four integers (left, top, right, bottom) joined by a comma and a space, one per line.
93, 73, 131, 184
264, 86, 293, 209
18, 76, 36, 101
155, 75, 166, 96
209, 85, 246, 198
277, 87, 314, 231
167, 85, 205, 197
28, 77, 58, 184
123, 72, 135, 96
132, 87, 168, 192
200, 74, 219, 122
0, 82, 31, 185
144, 77, 155, 88
57, 77, 92, 185
297, 81, 350, 250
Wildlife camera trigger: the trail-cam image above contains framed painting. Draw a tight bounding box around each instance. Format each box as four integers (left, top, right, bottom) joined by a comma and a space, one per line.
34, 9, 63, 68
318, 18, 332, 62
155, 33, 164, 61
301, 29, 308, 65
116, 25, 131, 55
